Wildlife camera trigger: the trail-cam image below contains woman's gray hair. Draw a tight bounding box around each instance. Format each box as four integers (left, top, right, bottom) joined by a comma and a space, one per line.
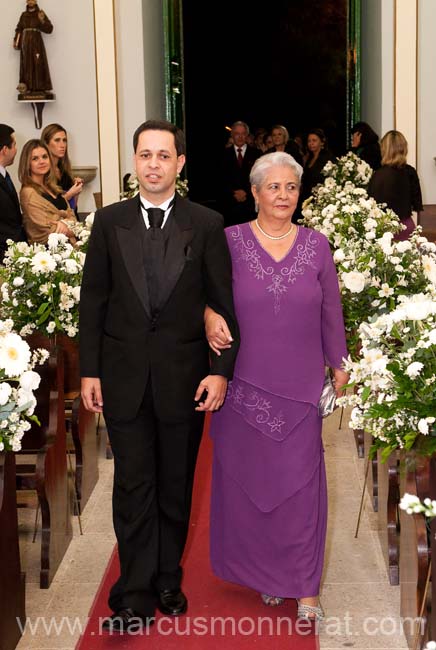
250, 152, 303, 189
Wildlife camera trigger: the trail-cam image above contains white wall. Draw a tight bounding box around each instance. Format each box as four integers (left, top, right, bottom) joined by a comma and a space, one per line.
115, 0, 165, 183
418, 0, 436, 204
0, 0, 100, 213
361, 0, 394, 140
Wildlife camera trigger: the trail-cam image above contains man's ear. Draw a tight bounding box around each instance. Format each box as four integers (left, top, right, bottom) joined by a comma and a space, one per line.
177, 155, 186, 175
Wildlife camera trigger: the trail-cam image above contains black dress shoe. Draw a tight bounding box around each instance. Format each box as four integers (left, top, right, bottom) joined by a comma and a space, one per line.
102, 608, 155, 633
157, 589, 188, 616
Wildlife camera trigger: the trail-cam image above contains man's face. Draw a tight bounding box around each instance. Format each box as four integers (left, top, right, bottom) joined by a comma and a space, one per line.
134, 130, 185, 204
232, 126, 248, 148
2, 134, 17, 167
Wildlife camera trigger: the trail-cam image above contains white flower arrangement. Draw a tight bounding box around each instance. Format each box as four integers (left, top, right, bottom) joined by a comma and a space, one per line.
300, 179, 402, 250
335, 229, 436, 358
338, 293, 436, 459
322, 151, 373, 187
122, 173, 189, 199
399, 493, 436, 518
0, 235, 85, 339
68, 212, 94, 253
0, 319, 48, 452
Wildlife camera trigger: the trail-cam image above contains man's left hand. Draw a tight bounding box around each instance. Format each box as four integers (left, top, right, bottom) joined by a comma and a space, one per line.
194, 375, 228, 412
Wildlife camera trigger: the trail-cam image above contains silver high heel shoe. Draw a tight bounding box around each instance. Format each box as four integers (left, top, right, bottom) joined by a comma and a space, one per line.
261, 593, 285, 607
297, 599, 324, 621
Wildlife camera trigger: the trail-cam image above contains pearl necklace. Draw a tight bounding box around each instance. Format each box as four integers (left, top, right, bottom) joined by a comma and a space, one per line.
255, 219, 294, 241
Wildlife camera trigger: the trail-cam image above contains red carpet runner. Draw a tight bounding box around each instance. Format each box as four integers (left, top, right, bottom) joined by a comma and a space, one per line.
76, 417, 319, 649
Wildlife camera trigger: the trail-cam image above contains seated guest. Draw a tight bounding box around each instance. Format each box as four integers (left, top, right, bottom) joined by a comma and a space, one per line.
350, 121, 381, 170
0, 124, 26, 262
41, 123, 83, 214
301, 128, 334, 201
18, 139, 76, 244
368, 130, 423, 241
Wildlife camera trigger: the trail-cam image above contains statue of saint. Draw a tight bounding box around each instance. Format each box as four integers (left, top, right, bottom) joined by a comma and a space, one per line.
14, 0, 54, 98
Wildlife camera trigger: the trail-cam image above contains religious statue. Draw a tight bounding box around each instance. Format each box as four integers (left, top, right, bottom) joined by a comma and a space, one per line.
14, 0, 54, 99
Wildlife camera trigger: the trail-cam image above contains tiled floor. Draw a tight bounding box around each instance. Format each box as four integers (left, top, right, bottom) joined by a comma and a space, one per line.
15, 410, 408, 649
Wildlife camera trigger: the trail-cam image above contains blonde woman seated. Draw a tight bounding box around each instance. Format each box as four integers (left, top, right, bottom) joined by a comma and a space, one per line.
18, 139, 77, 245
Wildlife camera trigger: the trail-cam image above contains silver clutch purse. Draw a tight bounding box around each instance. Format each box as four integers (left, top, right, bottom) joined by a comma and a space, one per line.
318, 370, 337, 418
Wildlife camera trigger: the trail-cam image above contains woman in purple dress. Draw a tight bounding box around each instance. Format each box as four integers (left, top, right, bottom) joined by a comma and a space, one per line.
206, 152, 348, 620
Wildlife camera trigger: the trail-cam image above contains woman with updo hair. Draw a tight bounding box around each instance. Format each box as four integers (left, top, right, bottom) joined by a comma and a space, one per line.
18, 139, 77, 244
368, 130, 423, 241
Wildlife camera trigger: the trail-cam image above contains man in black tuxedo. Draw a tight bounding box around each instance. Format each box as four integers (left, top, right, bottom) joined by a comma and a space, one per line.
80, 120, 239, 632
0, 124, 26, 261
219, 121, 260, 226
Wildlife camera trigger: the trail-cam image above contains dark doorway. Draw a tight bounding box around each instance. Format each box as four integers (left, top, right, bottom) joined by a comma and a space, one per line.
182, 0, 348, 206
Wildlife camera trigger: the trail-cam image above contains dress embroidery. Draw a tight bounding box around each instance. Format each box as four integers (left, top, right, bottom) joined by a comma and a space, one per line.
227, 380, 286, 436
230, 225, 319, 314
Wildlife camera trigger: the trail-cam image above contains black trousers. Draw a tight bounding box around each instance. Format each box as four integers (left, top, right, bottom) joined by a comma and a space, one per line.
105, 385, 204, 617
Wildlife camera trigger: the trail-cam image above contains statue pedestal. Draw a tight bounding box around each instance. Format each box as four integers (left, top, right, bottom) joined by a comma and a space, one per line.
17, 96, 56, 129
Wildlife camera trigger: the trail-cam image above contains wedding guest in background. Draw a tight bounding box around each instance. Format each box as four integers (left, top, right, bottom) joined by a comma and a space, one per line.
219, 121, 260, 226
254, 127, 268, 153
368, 130, 423, 241
18, 139, 76, 244
206, 152, 348, 621
266, 124, 303, 165
0, 124, 26, 262
301, 128, 334, 202
42, 123, 83, 214
350, 121, 381, 170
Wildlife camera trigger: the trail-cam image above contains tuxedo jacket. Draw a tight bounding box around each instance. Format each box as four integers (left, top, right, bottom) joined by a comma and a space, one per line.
79, 194, 239, 422
219, 145, 261, 225
0, 173, 26, 261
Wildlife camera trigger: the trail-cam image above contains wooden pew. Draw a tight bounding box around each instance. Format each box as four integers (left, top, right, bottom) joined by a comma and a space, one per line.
0, 452, 25, 650
399, 454, 430, 648
28, 333, 99, 517
377, 450, 400, 585
16, 348, 72, 588
66, 396, 98, 514
364, 430, 378, 512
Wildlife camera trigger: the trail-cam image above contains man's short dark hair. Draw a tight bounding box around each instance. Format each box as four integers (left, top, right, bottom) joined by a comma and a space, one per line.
133, 120, 185, 156
0, 124, 14, 150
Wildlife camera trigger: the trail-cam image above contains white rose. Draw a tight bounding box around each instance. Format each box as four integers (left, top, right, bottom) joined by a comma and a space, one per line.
0, 382, 12, 406
342, 271, 366, 293
418, 418, 429, 435
64, 259, 79, 274
333, 249, 345, 263
405, 361, 424, 379
19, 370, 41, 392
13, 277, 25, 287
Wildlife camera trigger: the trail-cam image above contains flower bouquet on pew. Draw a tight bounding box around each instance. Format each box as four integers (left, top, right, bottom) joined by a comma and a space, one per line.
0, 319, 48, 452
299, 177, 402, 250
0, 233, 85, 339
334, 229, 436, 358
322, 151, 373, 188
337, 292, 436, 460
68, 211, 94, 253
400, 493, 436, 518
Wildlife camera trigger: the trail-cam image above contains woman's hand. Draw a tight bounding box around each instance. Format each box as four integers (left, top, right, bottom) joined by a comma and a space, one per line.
55, 218, 74, 238
333, 368, 350, 397
204, 305, 233, 356
65, 179, 84, 200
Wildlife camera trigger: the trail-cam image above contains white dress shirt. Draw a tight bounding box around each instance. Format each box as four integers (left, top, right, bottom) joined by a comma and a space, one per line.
140, 194, 175, 229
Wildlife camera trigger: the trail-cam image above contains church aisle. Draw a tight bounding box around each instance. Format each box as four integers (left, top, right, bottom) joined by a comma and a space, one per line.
14, 410, 408, 649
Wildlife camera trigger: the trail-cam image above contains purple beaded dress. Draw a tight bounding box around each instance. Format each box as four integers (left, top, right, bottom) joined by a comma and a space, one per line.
210, 222, 348, 598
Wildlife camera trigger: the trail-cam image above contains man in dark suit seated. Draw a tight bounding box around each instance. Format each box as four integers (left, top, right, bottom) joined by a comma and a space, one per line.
0, 124, 26, 262
219, 120, 261, 227
80, 120, 239, 633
